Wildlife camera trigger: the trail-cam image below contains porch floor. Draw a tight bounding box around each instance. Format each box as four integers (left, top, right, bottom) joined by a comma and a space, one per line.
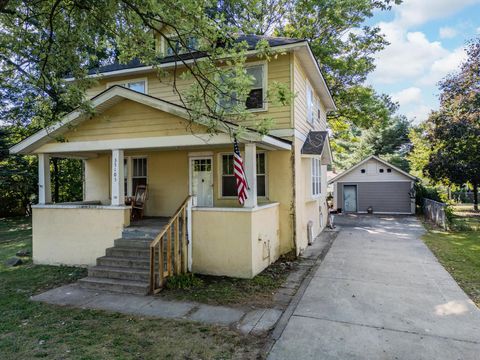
123, 217, 169, 240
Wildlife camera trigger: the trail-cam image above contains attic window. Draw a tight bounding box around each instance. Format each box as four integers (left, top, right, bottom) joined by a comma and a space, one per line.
387, 168, 392, 173
165, 36, 198, 56
361, 169, 366, 174
379, 168, 384, 173
106, 78, 147, 94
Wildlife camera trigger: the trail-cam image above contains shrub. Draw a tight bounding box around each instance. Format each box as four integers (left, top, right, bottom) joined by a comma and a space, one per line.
165, 273, 204, 290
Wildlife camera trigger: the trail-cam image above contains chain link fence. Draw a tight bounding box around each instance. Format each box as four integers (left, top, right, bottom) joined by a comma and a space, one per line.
423, 198, 447, 229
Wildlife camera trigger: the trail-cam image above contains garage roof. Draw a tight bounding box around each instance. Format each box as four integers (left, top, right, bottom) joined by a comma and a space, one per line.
328, 155, 417, 184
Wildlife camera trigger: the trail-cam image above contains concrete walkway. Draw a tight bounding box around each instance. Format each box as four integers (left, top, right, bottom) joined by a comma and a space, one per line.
32, 283, 282, 335
269, 215, 480, 360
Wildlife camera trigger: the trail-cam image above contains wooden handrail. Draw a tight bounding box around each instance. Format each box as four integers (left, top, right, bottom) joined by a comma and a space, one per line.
149, 195, 192, 294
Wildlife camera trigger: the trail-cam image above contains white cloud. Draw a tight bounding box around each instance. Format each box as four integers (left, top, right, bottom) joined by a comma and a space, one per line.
477, 27, 480, 33
370, 22, 448, 84
405, 104, 433, 124
419, 47, 467, 85
391, 87, 422, 106
394, 0, 480, 27
439, 26, 458, 39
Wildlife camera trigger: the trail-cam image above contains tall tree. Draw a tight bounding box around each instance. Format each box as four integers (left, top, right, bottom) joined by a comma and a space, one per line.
424, 39, 480, 210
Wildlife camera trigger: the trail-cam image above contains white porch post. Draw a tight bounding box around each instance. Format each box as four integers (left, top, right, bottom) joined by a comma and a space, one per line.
244, 143, 257, 208
38, 153, 51, 204
111, 149, 125, 206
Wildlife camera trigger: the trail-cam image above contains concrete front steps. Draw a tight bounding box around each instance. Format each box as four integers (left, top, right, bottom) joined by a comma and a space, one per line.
78, 219, 168, 295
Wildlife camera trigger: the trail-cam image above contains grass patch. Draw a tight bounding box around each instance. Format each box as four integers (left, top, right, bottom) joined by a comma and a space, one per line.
0, 217, 264, 359
450, 204, 480, 231
423, 228, 480, 307
160, 259, 294, 308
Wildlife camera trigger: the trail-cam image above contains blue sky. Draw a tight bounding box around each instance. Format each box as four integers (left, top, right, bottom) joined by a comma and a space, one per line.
366, 0, 480, 123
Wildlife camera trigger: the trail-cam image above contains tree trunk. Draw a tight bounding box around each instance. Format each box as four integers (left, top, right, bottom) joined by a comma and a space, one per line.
473, 182, 478, 211
53, 158, 59, 203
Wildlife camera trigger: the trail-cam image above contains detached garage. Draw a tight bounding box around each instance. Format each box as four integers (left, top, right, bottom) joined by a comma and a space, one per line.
329, 155, 417, 215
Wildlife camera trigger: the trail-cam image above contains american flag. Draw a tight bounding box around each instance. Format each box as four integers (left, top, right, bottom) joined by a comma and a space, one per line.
233, 138, 248, 205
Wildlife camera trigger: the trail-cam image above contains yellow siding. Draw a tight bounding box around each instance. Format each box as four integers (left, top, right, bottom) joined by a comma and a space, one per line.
83, 54, 292, 132
293, 54, 328, 136
63, 100, 206, 142
293, 139, 328, 254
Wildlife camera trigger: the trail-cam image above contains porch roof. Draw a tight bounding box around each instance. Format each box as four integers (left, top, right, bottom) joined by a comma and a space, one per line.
9, 86, 292, 155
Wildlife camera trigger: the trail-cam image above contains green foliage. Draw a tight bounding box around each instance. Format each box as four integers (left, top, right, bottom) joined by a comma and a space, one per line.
414, 183, 441, 214
165, 273, 204, 290
422, 38, 480, 209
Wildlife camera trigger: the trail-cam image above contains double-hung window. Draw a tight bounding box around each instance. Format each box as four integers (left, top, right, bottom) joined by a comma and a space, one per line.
221, 153, 267, 197
107, 78, 147, 94
311, 158, 321, 196
124, 157, 147, 196
219, 64, 266, 112
245, 64, 265, 110
306, 82, 314, 124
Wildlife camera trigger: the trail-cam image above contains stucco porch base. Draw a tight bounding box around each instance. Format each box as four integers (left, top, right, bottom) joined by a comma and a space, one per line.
192, 203, 281, 278
32, 205, 131, 266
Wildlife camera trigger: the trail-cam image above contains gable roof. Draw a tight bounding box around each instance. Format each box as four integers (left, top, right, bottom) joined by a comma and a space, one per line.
9, 85, 291, 155
67, 35, 336, 112
328, 155, 417, 184
86, 35, 304, 76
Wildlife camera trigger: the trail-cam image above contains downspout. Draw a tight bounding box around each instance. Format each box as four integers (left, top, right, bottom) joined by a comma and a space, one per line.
289, 51, 298, 255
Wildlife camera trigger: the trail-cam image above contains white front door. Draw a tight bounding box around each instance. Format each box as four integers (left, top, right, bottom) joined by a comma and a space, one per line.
344, 185, 357, 212
190, 157, 213, 207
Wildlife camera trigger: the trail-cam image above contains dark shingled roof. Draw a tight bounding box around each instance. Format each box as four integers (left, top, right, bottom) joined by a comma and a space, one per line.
301, 131, 328, 155
87, 35, 305, 75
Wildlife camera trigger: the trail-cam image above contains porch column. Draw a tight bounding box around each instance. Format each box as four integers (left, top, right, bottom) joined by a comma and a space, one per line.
38, 153, 51, 204
244, 143, 257, 208
111, 149, 125, 206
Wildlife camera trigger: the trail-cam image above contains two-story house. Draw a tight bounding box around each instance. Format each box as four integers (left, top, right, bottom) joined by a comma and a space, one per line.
10, 34, 335, 294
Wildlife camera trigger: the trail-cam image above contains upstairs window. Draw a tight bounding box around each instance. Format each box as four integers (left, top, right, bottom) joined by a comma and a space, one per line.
245, 65, 265, 110
107, 79, 147, 94
312, 158, 321, 196
218, 64, 266, 112
306, 82, 314, 124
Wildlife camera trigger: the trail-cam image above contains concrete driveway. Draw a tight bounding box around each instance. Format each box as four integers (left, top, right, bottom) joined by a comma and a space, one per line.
268, 215, 480, 360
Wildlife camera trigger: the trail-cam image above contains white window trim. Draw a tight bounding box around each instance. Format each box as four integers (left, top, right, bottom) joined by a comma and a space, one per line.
106, 77, 148, 94
124, 155, 148, 197
217, 151, 268, 199
245, 61, 268, 113
311, 157, 321, 198
306, 80, 314, 125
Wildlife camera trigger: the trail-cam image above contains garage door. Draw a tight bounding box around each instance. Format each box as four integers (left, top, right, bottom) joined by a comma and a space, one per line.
357, 182, 412, 213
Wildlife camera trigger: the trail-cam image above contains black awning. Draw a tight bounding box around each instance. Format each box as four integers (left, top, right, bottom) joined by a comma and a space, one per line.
301, 131, 328, 155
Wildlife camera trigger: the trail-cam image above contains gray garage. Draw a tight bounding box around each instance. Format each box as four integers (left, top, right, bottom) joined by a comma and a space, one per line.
329, 155, 417, 215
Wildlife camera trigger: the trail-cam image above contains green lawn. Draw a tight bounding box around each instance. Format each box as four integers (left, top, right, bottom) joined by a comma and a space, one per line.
423, 228, 480, 307
0, 217, 264, 360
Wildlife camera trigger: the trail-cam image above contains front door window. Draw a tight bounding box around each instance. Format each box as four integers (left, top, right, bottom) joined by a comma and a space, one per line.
191, 158, 213, 207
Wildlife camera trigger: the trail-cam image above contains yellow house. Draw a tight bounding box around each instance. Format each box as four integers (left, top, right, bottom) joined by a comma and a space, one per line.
10, 35, 335, 294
